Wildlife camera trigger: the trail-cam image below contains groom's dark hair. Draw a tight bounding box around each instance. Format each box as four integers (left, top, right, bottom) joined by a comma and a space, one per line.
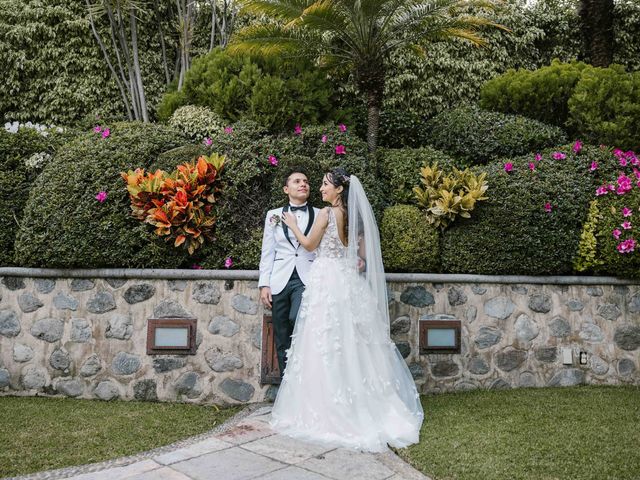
283, 167, 309, 186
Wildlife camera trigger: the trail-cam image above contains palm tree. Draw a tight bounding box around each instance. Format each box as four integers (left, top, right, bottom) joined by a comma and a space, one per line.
229, 0, 507, 153
577, 0, 614, 67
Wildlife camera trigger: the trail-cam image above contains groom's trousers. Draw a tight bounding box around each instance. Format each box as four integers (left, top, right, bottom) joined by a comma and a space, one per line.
271, 269, 305, 379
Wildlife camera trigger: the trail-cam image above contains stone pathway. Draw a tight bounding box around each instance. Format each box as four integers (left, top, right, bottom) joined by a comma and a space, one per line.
6, 405, 430, 480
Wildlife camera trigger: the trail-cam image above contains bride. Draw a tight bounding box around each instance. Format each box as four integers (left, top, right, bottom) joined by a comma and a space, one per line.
270, 167, 424, 452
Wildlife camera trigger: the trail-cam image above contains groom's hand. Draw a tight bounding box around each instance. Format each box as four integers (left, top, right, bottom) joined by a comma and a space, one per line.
260, 286, 272, 309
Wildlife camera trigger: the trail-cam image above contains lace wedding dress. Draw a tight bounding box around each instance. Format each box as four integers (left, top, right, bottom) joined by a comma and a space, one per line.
270, 177, 423, 452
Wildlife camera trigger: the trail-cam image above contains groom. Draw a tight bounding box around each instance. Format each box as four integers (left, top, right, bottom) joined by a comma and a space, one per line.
259, 168, 319, 380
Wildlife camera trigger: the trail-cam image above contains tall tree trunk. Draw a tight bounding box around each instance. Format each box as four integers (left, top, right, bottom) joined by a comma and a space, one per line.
578, 0, 614, 67
361, 70, 384, 154
153, 0, 171, 84
209, 0, 217, 51
130, 9, 149, 122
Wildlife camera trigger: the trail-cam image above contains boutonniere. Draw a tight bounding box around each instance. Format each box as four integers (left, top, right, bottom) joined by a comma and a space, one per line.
269, 213, 282, 227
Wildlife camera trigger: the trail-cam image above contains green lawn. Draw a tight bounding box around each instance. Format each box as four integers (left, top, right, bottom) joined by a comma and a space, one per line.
399, 386, 640, 480
0, 396, 241, 478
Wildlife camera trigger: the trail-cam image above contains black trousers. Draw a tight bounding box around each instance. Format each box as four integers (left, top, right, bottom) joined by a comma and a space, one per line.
271, 270, 305, 379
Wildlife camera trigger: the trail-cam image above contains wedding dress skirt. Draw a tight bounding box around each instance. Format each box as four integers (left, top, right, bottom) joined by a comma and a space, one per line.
270, 254, 424, 452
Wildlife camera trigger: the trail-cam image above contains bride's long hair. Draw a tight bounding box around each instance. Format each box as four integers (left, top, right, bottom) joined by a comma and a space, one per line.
326, 167, 350, 241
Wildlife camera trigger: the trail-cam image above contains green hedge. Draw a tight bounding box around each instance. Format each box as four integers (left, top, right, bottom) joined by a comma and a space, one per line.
479, 60, 589, 128
568, 66, 640, 151
440, 144, 611, 275
0, 127, 75, 266
380, 205, 440, 273
378, 147, 457, 204
157, 49, 341, 132
14, 122, 191, 268
426, 106, 567, 166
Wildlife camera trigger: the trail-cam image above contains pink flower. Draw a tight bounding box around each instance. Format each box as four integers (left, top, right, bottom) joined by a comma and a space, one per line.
617, 238, 636, 254
191, 264, 203, 270
338, 123, 347, 132
544, 202, 552, 213
203, 137, 212, 146
294, 124, 302, 135
617, 174, 632, 195
321, 135, 328, 144
590, 161, 598, 171
224, 257, 233, 269
335, 144, 346, 155
622, 221, 632, 230
573, 140, 582, 153
613, 148, 623, 157
93, 125, 102, 133
612, 229, 622, 240
595, 185, 609, 196
620, 157, 628, 167
95, 191, 108, 203
224, 126, 233, 134
534, 153, 542, 162
503, 162, 513, 173
101, 128, 110, 138
268, 155, 278, 166
529, 162, 535, 172
623, 207, 633, 217
551, 152, 566, 160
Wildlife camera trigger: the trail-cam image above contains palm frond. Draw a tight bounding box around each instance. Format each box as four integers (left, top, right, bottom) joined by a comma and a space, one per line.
240, 0, 316, 21
229, 24, 309, 57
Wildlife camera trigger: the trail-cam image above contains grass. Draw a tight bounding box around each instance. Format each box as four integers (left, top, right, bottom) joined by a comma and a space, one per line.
0, 396, 241, 478
398, 386, 640, 480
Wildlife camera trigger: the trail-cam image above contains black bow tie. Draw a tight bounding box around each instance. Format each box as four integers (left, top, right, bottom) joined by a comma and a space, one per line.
289, 205, 308, 212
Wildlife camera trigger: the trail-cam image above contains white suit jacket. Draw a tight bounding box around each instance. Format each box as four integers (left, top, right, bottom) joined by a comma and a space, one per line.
259, 205, 319, 295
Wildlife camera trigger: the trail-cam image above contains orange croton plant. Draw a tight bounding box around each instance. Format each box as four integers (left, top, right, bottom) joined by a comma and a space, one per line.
122, 153, 225, 255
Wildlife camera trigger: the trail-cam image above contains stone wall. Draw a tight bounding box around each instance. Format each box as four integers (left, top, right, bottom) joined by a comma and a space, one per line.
0, 270, 638, 404
388, 280, 640, 393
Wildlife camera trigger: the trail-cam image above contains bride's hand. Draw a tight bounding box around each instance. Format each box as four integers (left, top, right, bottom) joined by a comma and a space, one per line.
281, 212, 297, 228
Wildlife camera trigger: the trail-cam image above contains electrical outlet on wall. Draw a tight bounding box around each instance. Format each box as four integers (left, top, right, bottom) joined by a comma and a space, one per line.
561, 347, 573, 365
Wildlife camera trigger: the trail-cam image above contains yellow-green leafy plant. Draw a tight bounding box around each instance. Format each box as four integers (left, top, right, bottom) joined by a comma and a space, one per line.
574, 200, 603, 272
413, 163, 488, 229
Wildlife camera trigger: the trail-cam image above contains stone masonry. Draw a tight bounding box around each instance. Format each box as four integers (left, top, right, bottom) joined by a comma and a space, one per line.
0, 273, 638, 404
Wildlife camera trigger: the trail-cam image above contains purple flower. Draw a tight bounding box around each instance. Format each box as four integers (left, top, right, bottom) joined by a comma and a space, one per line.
534, 153, 542, 162
224, 257, 233, 269
551, 152, 566, 160
321, 135, 328, 144
612, 229, 622, 240
544, 202, 552, 213
503, 162, 513, 173
224, 126, 233, 134
622, 221, 632, 230
294, 124, 302, 135
529, 162, 535, 172
589, 161, 598, 171
338, 123, 347, 132
95, 191, 108, 203
617, 238, 636, 254
623, 207, 633, 217
268, 155, 278, 166
93, 125, 102, 133
572, 140, 582, 153
191, 264, 203, 270
101, 128, 110, 138
203, 137, 212, 146
335, 145, 346, 155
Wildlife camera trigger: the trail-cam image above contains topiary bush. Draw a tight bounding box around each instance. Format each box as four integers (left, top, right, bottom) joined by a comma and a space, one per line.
168, 105, 225, 141
0, 126, 76, 266
426, 106, 567, 166
378, 147, 458, 204
380, 205, 440, 273
479, 60, 589, 128
568, 66, 640, 151
157, 49, 341, 133
14, 122, 192, 268
440, 144, 611, 275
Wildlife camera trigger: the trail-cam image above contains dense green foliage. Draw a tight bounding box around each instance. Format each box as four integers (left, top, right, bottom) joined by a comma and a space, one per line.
168, 105, 225, 140
380, 205, 440, 272
568, 66, 640, 151
426, 106, 567, 165
440, 144, 608, 275
157, 49, 340, 132
479, 60, 589, 127
378, 147, 457, 204
14, 123, 191, 268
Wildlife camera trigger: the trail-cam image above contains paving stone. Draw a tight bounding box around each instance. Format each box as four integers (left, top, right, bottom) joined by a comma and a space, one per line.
216, 419, 274, 445
256, 466, 329, 480
242, 433, 333, 465
172, 447, 283, 480
299, 447, 394, 480
154, 438, 233, 465
126, 467, 193, 480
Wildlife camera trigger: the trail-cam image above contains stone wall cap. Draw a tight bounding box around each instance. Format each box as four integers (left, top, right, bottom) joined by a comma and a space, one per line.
0, 268, 638, 285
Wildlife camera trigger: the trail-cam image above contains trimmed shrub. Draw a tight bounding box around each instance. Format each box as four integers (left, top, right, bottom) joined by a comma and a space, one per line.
479, 60, 589, 128
380, 205, 440, 273
0, 127, 75, 266
568, 66, 640, 151
157, 49, 340, 133
441, 144, 611, 275
168, 105, 224, 140
378, 147, 457, 204
14, 122, 191, 268
426, 106, 567, 166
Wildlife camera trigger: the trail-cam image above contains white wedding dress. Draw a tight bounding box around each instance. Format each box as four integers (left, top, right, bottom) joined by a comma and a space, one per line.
270, 177, 423, 452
